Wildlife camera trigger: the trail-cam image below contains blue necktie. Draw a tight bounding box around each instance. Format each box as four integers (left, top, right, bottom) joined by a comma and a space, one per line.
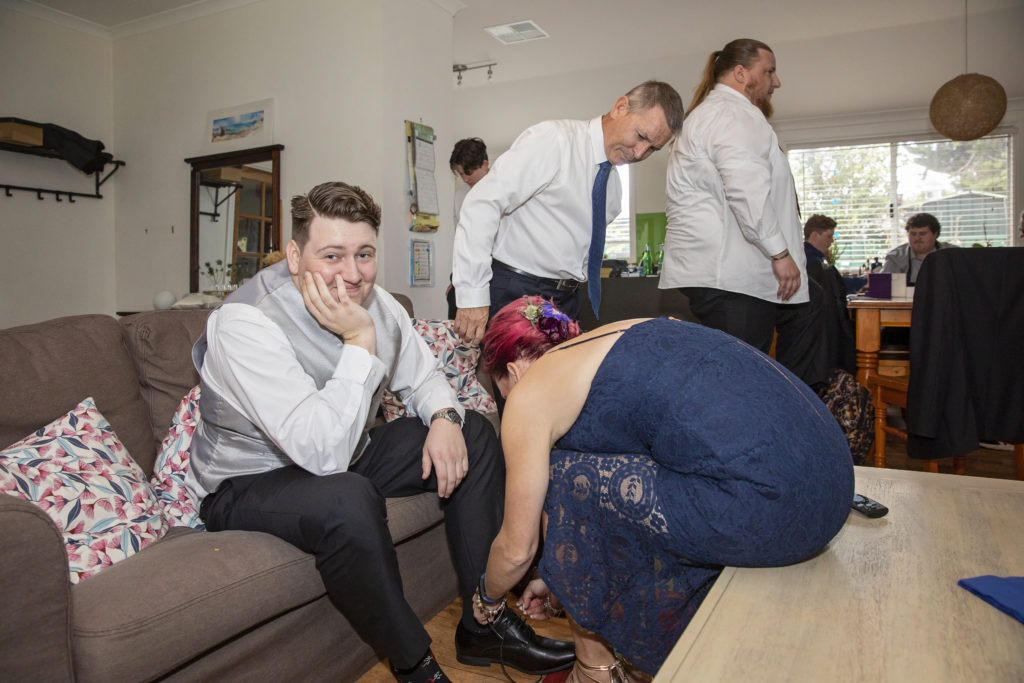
588, 161, 613, 318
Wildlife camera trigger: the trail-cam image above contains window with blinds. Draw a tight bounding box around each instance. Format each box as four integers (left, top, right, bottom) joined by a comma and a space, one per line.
788, 134, 1013, 272
603, 165, 632, 260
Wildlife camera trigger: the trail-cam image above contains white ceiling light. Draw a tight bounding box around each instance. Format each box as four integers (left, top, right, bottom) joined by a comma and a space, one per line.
485, 20, 548, 45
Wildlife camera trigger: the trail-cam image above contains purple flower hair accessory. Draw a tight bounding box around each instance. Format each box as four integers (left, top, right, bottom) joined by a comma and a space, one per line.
521, 301, 573, 343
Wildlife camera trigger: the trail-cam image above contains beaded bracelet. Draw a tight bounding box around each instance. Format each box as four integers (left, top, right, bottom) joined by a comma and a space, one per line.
473, 588, 506, 622
770, 250, 790, 261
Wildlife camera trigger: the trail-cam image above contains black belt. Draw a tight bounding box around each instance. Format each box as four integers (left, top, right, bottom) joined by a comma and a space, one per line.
492, 259, 584, 292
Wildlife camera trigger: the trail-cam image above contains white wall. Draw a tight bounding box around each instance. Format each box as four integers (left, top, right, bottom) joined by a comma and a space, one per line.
4, 1, 1022, 326
1, 0, 455, 326
378, 0, 455, 317
112, 0, 455, 319
452, 5, 1024, 253
0, 9, 115, 327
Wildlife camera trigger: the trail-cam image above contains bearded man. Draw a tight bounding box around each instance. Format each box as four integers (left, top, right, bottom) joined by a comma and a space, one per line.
660, 38, 826, 388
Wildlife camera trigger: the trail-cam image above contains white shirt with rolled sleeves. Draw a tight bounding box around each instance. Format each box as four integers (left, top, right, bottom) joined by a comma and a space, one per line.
452, 116, 622, 309
195, 292, 460, 479
661, 84, 808, 304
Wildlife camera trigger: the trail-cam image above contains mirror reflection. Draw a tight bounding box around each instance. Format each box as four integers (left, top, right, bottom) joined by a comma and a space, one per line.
186, 145, 283, 295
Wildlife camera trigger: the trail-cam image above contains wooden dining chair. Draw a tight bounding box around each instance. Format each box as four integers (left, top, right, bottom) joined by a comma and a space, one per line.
867, 373, 971, 474
870, 369, 1024, 477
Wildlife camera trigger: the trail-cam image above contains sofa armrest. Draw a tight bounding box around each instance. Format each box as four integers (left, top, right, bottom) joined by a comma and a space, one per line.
0, 495, 75, 681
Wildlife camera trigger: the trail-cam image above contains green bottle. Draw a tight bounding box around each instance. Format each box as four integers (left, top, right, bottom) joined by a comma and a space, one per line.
638, 244, 653, 277
655, 242, 665, 275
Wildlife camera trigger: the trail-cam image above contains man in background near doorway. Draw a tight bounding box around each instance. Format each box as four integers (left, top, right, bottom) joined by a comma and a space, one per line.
661, 38, 827, 389
452, 80, 684, 344
446, 138, 489, 319
881, 212, 958, 286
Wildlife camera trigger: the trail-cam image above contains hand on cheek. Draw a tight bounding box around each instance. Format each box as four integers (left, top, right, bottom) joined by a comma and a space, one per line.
301, 272, 376, 353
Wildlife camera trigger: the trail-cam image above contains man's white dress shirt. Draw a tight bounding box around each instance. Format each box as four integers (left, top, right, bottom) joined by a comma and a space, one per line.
186, 285, 459, 502
452, 117, 621, 309
661, 84, 808, 304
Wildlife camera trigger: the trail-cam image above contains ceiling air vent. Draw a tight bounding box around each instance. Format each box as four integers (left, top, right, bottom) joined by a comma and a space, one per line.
485, 20, 549, 45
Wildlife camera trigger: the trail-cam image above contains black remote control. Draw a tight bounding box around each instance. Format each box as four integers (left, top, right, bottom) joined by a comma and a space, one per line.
851, 493, 889, 518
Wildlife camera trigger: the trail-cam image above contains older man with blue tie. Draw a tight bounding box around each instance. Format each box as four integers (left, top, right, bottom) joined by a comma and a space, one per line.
452, 81, 683, 344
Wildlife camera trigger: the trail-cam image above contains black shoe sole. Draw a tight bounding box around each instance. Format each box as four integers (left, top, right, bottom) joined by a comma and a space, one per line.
455, 653, 574, 675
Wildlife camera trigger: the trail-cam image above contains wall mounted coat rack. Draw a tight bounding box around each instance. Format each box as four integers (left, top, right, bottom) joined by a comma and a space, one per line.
1, 117, 125, 201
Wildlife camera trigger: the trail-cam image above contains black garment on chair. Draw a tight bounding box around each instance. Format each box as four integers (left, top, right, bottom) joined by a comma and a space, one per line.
907, 247, 1024, 459
807, 259, 856, 375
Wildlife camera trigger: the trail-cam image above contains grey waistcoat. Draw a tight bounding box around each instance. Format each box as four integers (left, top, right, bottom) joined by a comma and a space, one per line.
188, 261, 400, 500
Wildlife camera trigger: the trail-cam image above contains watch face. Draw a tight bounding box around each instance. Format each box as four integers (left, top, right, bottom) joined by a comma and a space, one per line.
433, 408, 462, 426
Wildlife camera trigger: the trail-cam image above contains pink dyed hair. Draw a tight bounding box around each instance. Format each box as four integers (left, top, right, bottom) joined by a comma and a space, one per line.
481, 296, 581, 380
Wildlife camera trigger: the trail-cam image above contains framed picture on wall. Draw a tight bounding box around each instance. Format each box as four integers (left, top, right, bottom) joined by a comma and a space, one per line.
201, 98, 275, 154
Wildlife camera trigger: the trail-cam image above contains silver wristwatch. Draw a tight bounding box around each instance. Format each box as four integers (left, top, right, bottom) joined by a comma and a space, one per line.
430, 408, 463, 427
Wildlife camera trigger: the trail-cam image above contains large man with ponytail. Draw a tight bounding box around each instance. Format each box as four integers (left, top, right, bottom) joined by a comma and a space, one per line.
660, 38, 827, 389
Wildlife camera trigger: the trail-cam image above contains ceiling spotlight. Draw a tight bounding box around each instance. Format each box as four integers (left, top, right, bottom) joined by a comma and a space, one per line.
452, 61, 497, 86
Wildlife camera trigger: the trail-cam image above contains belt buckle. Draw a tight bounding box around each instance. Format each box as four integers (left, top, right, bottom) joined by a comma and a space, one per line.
556, 279, 579, 292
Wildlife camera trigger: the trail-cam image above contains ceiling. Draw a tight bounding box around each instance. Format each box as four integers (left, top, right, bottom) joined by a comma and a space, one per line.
12, 0, 1022, 84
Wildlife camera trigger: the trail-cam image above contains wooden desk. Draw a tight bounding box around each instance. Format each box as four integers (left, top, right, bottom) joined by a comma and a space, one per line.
847, 295, 913, 386
654, 467, 1024, 682
578, 277, 696, 330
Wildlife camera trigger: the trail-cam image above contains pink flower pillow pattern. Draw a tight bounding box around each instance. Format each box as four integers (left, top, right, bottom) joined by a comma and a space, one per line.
150, 385, 204, 529
381, 318, 497, 421
0, 397, 167, 584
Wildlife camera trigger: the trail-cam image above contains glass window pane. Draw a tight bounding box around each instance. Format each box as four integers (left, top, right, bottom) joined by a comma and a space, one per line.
604, 165, 631, 260
788, 134, 1012, 272
896, 136, 1011, 247
789, 142, 893, 272
237, 218, 260, 253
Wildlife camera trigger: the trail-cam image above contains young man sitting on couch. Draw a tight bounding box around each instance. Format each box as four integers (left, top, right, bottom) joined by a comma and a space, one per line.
185, 181, 574, 680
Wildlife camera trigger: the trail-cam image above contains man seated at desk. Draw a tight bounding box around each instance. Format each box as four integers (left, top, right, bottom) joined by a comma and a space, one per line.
881, 212, 958, 286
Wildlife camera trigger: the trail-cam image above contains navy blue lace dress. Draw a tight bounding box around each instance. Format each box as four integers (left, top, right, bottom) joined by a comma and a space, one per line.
539, 318, 854, 673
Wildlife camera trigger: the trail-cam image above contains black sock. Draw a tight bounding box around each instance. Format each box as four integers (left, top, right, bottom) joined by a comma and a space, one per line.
390, 649, 449, 683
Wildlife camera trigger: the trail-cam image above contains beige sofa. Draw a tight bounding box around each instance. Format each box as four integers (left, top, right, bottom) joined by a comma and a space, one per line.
0, 303, 466, 682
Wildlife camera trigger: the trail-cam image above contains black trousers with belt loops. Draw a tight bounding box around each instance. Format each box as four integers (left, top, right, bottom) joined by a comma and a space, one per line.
199, 410, 504, 670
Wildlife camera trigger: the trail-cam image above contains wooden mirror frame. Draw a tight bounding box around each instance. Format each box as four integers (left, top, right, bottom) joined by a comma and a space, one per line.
185, 144, 283, 293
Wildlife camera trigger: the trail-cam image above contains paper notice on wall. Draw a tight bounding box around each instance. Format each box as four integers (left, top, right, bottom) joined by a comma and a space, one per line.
415, 170, 439, 215
410, 238, 434, 287
406, 121, 439, 230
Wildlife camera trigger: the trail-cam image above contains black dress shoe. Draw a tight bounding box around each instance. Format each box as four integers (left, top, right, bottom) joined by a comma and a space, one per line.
455, 608, 575, 674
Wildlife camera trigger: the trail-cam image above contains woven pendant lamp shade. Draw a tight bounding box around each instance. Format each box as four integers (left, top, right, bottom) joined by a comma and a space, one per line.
929, 73, 1007, 141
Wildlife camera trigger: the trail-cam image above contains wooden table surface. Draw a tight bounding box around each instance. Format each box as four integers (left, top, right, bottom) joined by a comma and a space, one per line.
654, 467, 1024, 682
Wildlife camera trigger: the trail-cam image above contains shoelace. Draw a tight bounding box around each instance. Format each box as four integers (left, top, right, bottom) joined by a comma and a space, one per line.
491, 609, 545, 683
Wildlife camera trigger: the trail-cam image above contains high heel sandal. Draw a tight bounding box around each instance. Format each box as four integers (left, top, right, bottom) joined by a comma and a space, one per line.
568, 656, 627, 683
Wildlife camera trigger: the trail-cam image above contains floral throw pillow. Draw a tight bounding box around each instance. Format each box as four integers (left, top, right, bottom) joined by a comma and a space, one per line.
381, 318, 497, 421
0, 397, 167, 584
150, 385, 205, 529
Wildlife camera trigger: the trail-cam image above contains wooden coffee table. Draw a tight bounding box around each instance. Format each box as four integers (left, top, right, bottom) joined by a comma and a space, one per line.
654, 467, 1024, 681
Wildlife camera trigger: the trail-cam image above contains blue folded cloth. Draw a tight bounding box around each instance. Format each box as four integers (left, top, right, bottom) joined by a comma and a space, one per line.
958, 575, 1024, 624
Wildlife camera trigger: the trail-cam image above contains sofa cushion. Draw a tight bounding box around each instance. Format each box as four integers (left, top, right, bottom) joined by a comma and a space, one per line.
71, 487, 446, 681
71, 527, 324, 681
0, 397, 167, 584
381, 318, 497, 420
120, 309, 211, 472
0, 314, 154, 471
151, 385, 204, 529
